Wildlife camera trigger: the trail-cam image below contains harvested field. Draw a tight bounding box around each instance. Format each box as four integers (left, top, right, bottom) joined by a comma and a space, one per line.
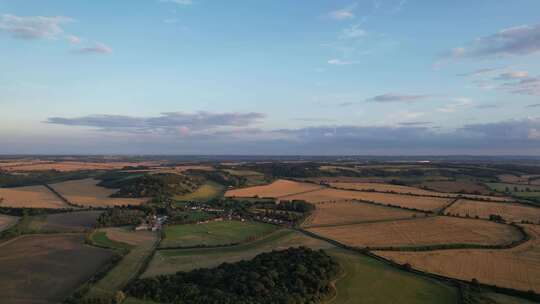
304, 201, 422, 227
174, 181, 225, 202
330, 182, 450, 197
420, 180, 492, 195
286, 188, 452, 211
0, 234, 114, 303
445, 200, 540, 224
2, 161, 160, 172
160, 220, 278, 248
375, 225, 540, 293
0, 214, 18, 232
0, 185, 69, 209
49, 178, 147, 207
38, 211, 103, 232
144, 229, 333, 277
225, 179, 323, 198
328, 248, 459, 304
307, 216, 522, 249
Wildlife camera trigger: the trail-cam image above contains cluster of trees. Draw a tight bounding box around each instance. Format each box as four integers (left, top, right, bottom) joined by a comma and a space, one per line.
277, 200, 315, 213
96, 208, 146, 227
126, 247, 341, 304
188, 169, 247, 187
98, 173, 202, 198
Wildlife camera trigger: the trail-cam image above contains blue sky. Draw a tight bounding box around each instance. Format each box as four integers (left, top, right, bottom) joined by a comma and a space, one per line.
1, 0, 539, 155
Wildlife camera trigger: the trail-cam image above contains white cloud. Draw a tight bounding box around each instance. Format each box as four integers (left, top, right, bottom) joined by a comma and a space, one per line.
437, 98, 473, 113
66, 34, 81, 44
327, 58, 358, 65
72, 42, 112, 55
329, 4, 357, 20
367, 93, 433, 103
160, 0, 192, 5
494, 71, 529, 80
0, 14, 73, 40
340, 24, 367, 39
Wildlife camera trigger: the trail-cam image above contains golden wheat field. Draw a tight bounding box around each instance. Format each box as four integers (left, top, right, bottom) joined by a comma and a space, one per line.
375, 225, 540, 293
303, 200, 422, 227
445, 200, 540, 224
307, 216, 522, 248
286, 188, 452, 211
225, 179, 323, 198
0, 186, 69, 208
49, 178, 147, 207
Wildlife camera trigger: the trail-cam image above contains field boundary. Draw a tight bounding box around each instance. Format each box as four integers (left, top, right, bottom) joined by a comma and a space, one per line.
43, 184, 82, 208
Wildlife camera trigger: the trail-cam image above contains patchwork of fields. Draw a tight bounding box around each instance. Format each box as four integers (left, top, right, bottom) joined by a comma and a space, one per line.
446, 199, 540, 223
0, 185, 70, 209
375, 225, 540, 293
308, 216, 522, 249
225, 179, 323, 198
49, 178, 148, 207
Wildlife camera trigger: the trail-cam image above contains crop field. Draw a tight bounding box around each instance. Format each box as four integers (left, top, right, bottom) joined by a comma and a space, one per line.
375, 225, 540, 293
327, 248, 459, 304
0, 214, 18, 232
224, 169, 267, 186
225, 179, 323, 198
0, 185, 69, 209
307, 216, 522, 249
0, 234, 114, 303
0, 160, 161, 172
330, 182, 450, 197
445, 199, 540, 224
49, 178, 148, 207
487, 182, 540, 192
286, 188, 452, 211
26, 211, 103, 233
420, 180, 492, 195
143, 229, 334, 277
86, 228, 157, 299
160, 220, 278, 248
303, 200, 423, 227
174, 181, 225, 202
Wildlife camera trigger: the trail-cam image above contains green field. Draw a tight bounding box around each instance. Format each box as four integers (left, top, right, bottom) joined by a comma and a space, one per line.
486, 183, 540, 200
90, 231, 134, 251
144, 229, 333, 277
160, 220, 278, 248
327, 248, 459, 304
85, 229, 157, 300
174, 181, 225, 202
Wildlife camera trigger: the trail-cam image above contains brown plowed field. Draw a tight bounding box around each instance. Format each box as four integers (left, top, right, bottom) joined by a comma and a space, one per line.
304, 200, 422, 227
49, 178, 147, 207
307, 216, 522, 248
0, 185, 69, 209
0, 234, 114, 303
225, 179, 323, 198
375, 225, 540, 293
286, 188, 451, 211
445, 200, 540, 224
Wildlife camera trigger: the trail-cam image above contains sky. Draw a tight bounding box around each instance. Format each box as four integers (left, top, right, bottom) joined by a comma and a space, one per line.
1, 0, 540, 155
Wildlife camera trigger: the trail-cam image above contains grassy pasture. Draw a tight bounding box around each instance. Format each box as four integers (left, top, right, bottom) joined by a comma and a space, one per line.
160, 220, 278, 248
174, 181, 225, 202
143, 229, 333, 277
0, 234, 114, 303
308, 216, 522, 249
327, 248, 459, 304
85, 228, 157, 300
375, 225, 540, 293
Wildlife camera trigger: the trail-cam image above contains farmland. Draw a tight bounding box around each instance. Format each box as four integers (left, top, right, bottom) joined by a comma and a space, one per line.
85, 228, 157, 300
0, 185, 69, 208
375, 225, 540, 293
225, 179, 323, 198
160, 220, 278, 248
0, 234, 114, 303
286, 188, 452, 211
304, 200, 422, 227
0, 160, 161, 172
420, 180, 492, 195
307, 216, 522, 249
143, 229, 333, 277
174, 181, 225, 202
0, 214, 18, 232
327, 248, 459, 304
35, 210, 103, 233
445, 199, 540, 224
49, 178, 148, 207
330, 182, 449, 197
